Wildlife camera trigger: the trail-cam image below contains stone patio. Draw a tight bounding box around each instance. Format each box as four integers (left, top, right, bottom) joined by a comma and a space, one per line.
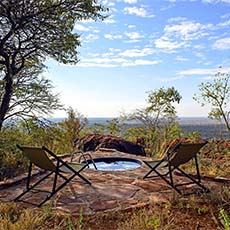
0, 149, 226, 215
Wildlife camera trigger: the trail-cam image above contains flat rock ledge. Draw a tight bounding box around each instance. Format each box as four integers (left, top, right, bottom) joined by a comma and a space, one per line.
0, 150, 228, 215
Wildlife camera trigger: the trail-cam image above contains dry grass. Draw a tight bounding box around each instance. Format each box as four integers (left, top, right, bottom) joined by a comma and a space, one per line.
116, 186, 230, 230
1, 185, 228, 230
0, 202, 45, 230
0, 140, 229, 230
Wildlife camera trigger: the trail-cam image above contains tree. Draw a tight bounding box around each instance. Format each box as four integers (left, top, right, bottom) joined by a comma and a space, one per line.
0, 0, 106, 129
126, 87, 182, 131
0, 63, 62, 123
59, 107, 88, 151
194, 70, 230, 132
106, 118, 122, 136
123, 87, 182, 156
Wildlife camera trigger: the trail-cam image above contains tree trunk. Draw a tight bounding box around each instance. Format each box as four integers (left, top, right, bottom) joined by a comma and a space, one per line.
218, 103, 230, 132
0, 72, 13, 130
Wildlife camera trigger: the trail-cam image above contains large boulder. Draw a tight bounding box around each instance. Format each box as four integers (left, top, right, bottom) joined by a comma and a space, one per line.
75, 134, 146, 156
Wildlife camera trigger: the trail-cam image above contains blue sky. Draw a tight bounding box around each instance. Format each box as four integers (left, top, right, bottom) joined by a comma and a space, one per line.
45, 0, 230, 118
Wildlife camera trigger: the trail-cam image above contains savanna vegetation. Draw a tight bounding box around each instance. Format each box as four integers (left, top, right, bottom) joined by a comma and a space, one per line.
0, 185, 229, 229
0, 0, 229, 229
0, 86, 229, 229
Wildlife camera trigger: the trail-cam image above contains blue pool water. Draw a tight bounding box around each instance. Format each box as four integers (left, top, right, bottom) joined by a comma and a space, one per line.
85, 157, 142, 171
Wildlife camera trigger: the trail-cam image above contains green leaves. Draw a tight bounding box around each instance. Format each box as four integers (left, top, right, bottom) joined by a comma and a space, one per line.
219, 208, 230, 230
0, 0, 107, 128
146, 87, 182, 117
194, 70, 230, 131
3, 62, 63, 122
126, 87, 182, 133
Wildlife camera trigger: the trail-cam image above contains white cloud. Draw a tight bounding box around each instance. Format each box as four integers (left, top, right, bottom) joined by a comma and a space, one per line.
119, 48, 155, 57
123, 0, 137, 3
104, 18, 116, 24
194, 52, 205, 59
124, 40, 141, 43
166, 0, 230, 3
103, 15, 116, 24
75, 57, 160, 68
75, 26, 99, 34
155, 37, 186, 51
80, 18, 97, 24
213, 37, 230, 49
202, 0, 230, 3
74, 24, 90, 31
104, 33, 123, 40
175, 56, 189, 62
124, 6, 154, 18
217, 19, 230, 27
122, 59, 160, 66
178, 68, 216, 76
85, 57, 127, 64
70, 46, 160, 68
168, 17, 187, 23
108, 48, 121, 52
125, 31, 143, 40
193, 44, 205, 49
164, 21, 213, 40
92, 29, 100, 33
77, 63, 117, 68
162, 67, 230, 82
154, 19, 213, 51
178, 67, 230, 76
84, 34, 99, 43
221, 13, 230, 19
128, 24, 136, 29
100, 0, 116, 7
105, 30, 143, 42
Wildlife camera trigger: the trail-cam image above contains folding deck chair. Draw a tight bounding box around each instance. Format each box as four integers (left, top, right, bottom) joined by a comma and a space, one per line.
143, 141, 210, 195
14, 145, 91, 207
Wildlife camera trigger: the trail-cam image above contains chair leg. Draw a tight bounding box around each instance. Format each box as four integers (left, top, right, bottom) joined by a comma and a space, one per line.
152, 168, 182, 194
37, 173, 77, 207
176, 168, 210, 193
168, 164, 174, 187
26, 163, 32, 190
143, 160, 167, 179
14, 171, 54, 202
75, 171, 91, 185
194, 155, 201, 183
52, 161, 60, 194
143, 168, 155, 179
68, 163, 91, 185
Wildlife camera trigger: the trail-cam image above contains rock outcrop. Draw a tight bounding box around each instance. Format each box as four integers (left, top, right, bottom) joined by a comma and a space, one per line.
75, 134, 146, 156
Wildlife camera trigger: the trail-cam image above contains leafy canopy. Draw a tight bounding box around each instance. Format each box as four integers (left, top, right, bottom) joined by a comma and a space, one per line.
0, 0, 107, 65
0, 0, 107, 128
194, 70, 230, 131
125, 87, 182, 130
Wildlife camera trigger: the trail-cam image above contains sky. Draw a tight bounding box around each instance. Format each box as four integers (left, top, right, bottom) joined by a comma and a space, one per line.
45, 0, 230, 118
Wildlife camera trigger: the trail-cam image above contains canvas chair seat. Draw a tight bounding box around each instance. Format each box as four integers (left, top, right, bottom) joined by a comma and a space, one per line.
14, 145, 91, 207
59, 162, 87, 173
144, 160, 168, 168
143, 141, 210, 195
